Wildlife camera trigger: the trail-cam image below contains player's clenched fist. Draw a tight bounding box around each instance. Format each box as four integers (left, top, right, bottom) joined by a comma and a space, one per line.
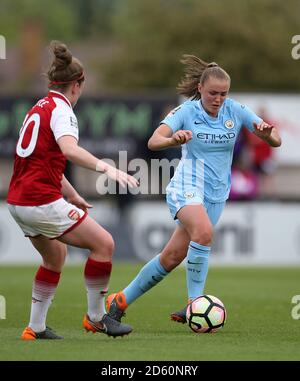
171, 130, 193, 146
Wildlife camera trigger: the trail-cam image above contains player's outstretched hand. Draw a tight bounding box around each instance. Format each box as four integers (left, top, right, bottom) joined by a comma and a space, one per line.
171, 130, 193, 146
68, 194, 93, 213
106, 166, 139, 188
253, 121, 274, 139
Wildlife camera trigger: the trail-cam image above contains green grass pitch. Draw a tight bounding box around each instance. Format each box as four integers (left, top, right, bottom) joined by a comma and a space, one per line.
0, 264, 300, 361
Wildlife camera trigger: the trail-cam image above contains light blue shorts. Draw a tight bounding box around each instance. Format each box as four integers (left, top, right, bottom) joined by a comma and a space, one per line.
166, 188, 225, 226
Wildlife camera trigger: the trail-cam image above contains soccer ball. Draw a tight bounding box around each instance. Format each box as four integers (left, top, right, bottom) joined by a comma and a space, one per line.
186, 295, 226, 333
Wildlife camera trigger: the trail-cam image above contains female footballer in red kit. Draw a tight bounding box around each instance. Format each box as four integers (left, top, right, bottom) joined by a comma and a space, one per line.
7, 41, 138, 340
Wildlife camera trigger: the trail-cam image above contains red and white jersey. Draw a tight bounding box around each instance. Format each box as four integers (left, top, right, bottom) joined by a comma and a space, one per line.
7, 91, 79, 206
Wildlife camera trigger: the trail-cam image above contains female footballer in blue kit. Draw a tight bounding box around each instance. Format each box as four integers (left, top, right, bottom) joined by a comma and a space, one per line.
106, 54, 282, 325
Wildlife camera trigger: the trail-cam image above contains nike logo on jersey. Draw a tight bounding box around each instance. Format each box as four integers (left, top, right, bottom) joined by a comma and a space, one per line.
194, 121, 204, 125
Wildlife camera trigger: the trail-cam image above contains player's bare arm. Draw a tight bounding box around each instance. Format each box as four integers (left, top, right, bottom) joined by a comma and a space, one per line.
148, 124, 193, 151
57, 135, 138, 188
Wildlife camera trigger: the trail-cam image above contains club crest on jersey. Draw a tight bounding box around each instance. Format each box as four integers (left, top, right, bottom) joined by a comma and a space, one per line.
68, 210, 80, 221
183, 191, 195, 199
225, 119, 234, 129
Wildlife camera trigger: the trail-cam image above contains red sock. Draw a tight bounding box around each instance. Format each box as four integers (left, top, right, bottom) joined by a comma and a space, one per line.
84, 258, 112, 321
29, 266, 61, 332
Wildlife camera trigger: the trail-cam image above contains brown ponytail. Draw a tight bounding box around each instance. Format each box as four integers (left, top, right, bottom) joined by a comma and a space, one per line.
177, 54, 230, 100
47, 41, 84, 91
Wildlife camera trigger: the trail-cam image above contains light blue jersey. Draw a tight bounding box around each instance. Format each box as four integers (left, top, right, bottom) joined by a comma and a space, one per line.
162, 98, 262, 207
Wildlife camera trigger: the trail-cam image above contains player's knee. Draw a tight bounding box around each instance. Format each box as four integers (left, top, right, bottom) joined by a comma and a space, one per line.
190, 225, 213, 246
94, 232, 115, 259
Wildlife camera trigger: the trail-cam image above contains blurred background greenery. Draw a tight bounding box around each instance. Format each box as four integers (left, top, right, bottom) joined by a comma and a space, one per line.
0, 0, 299, 94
